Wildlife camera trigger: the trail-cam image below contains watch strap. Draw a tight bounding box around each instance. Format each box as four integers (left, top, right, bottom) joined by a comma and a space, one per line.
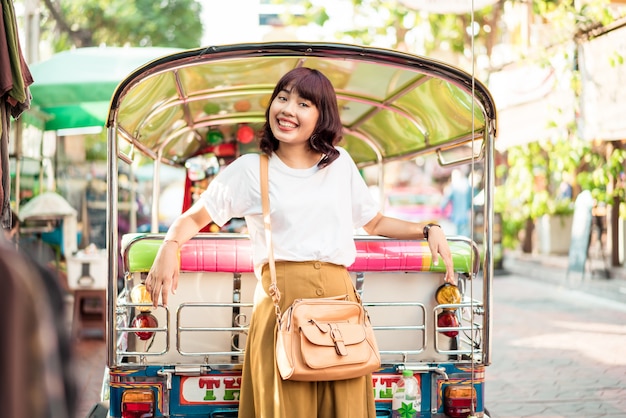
423, 223, 441, 240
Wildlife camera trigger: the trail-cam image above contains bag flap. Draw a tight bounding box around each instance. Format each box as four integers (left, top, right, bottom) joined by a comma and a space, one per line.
299, 321, 367, 347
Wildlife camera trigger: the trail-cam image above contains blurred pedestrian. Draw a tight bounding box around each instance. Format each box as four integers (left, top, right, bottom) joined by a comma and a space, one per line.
0, 229, 78, 417
441, 169, 473, 237
557, 173, 573, 201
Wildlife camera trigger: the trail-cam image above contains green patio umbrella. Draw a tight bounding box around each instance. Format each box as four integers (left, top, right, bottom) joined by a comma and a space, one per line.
28, 46, 182, 131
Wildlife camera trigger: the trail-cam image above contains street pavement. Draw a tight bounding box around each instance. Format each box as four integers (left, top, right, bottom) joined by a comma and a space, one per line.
485, 252, 626, 417
502, 250, 626, 304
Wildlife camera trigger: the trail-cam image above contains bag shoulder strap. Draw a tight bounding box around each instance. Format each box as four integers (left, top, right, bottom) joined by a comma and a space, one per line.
260, 154, 282, 320
260, 153, 363, 315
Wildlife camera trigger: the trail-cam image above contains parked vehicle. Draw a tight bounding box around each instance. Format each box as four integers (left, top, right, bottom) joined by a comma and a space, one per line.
101, 42, 497, 417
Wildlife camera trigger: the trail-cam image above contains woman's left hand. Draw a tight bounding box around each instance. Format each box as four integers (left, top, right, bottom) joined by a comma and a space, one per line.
425, 225, 456, 284
363, 213, 456, 284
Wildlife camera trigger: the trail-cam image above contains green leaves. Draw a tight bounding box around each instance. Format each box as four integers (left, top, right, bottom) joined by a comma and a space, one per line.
41, 0, 203, 51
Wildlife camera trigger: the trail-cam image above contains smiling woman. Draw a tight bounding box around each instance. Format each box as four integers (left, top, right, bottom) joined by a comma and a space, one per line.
144, 66, 437, 417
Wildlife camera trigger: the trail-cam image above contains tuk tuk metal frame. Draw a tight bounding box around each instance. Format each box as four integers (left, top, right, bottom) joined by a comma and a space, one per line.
104, 42, 497, 417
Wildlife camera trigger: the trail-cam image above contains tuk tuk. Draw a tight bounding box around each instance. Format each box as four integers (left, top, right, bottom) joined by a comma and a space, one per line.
102, 42, 497, 417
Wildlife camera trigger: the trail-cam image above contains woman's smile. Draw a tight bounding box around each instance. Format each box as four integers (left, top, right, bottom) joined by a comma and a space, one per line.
276, 118, 298, 130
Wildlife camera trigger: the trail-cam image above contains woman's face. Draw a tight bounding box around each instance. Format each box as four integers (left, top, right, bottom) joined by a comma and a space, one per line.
268, 84, 319, 147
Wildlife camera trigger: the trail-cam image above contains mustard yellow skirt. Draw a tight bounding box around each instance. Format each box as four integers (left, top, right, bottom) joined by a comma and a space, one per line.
237, 261, 376, 418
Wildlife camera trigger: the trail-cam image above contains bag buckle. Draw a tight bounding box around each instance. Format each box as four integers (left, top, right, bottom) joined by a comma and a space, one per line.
329, 323, 347, 356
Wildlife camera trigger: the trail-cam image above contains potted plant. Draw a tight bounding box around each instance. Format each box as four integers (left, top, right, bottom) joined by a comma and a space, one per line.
536, 195, 575, 255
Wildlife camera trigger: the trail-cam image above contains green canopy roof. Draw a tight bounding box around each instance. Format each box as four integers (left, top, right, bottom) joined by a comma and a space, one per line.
107, 43, 497, 167
28, 47, 182, 131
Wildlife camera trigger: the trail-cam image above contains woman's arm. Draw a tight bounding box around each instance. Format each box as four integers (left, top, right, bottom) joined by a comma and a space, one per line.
145, 200, 213, 307
363, 212, 456, 284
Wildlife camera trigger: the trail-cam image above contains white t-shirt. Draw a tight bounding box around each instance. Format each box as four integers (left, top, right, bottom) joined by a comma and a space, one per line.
200, 147, 379, 269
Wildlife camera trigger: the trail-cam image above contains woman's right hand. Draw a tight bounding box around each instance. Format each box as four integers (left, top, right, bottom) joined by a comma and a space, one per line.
144, 201, 213, 308
145, 241, 181, 308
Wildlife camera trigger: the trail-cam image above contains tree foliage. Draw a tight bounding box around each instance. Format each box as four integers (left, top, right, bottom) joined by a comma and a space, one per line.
274, 0, 502, 63
347, 0, 501, 58
40, 0, 203, 51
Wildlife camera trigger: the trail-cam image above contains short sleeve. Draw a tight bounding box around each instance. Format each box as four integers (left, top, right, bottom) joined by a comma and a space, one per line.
199, 154, 260, 227
339, 148, 379, 228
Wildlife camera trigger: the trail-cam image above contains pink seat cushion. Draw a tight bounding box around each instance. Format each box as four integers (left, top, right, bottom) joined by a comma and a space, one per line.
177, 238, 436, 273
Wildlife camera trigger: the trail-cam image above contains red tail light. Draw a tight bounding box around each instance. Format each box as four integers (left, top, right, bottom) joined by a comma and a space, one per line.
444, 385, 476, 418
437, 310, 460, 337
122, 389, 154, 418
131, 312, 158, 340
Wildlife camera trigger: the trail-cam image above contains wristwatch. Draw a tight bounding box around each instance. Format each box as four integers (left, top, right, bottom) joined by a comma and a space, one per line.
423, 223, 441, 240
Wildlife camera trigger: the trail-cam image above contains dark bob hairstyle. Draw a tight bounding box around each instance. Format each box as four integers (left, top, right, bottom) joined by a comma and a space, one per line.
259, 67, 343, 168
